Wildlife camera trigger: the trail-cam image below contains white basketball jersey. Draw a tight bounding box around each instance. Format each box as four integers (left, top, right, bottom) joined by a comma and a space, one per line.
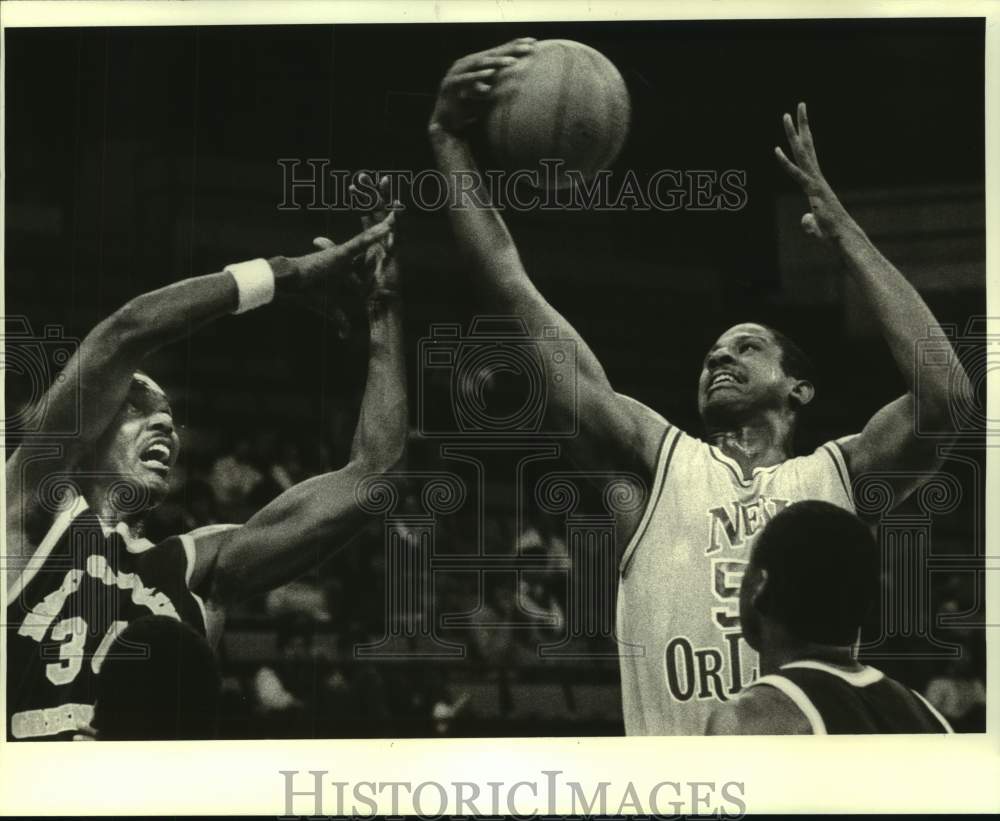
616, 414, 856, 736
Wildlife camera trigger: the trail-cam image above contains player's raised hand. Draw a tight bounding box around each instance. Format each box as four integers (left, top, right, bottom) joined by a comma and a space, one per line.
349, 173, 402, 297
429, 37, 537, 134
293, 209, 395, 288
774, 102, 853, 242
275, 198, 393, 331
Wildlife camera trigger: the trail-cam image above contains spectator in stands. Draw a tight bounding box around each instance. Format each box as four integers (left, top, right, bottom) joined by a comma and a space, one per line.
925, 652, 986, 732
270, 439, 307, 492
265, 570, 332, 623
251, 618, 327, 735
209, 434, 263, 521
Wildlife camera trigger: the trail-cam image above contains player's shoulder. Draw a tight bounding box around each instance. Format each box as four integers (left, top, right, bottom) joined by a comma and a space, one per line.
177, 523, 242, 593
780, 434, 856, 467
180, 523, 243, 558
182, 523, 243, 544
613, 394, 701, 451
774, 435, 856, 495
613, 393, 669, 427
706, 682, 812, 735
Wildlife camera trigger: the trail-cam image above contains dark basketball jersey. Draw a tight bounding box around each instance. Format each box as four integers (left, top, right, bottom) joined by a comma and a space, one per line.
6, 497, 208, 740
749, 659, 953, 734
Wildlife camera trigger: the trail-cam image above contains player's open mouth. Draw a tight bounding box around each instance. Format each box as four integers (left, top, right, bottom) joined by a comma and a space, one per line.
139, 440, 173, 474
707, 371, 743, 392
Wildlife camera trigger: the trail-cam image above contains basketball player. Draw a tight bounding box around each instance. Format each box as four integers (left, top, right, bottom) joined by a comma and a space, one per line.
428, 40, 969, 734
91, 615, 222, 741
706, 501, 952, 734
6, 182, 406, 740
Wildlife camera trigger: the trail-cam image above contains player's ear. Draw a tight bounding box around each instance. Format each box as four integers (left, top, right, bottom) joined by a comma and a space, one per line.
788, 378, 815, 409
751, 567, 771, 614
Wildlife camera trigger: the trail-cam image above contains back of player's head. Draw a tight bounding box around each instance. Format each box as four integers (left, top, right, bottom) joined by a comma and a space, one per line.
94, 615, 221, 741
748, 500, 880, 645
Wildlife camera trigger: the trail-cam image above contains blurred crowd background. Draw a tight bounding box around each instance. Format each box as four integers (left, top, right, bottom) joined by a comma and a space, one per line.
132, 423, 986, 737
5, 19, 987, 735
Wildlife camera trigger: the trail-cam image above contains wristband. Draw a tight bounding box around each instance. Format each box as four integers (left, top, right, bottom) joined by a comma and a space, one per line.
225, 258, 276, 314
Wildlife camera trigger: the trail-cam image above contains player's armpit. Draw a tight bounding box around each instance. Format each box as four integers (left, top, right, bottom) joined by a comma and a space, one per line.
839, 393, 945, 514
184, 524, 242, 597
705, 687, 812, 735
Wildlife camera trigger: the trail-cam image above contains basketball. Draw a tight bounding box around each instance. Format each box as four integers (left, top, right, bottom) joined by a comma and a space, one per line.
484, 39, 631, 187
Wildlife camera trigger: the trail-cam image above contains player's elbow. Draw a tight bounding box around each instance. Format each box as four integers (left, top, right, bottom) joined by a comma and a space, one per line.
343, 448, 404, 493
914, 383, 963, 439
352, 426, 408, 476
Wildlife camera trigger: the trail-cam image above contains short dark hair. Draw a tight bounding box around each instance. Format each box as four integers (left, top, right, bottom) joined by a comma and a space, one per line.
752, 501, 880, 645
94, 615, 221, 740
761, 324, 815, 386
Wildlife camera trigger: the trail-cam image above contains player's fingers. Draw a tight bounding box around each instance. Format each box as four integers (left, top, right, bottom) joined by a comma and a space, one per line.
377, 175, 392, 205
349, 181, 381, 216
360, 214, 373, 231
485, 37, 537, 58
347, 269, 365, 293
338, 212, 395, 258
774, 146, 809, 186
797, 102, 809, 132
331, 307, 352, 341
801, 212, 825, 239
454, 55, 519, 75
781, 112, 801, 155
73, 720, 97, 740
443, 68, 500, 93
797, 101, 818, 159
312, 236, 337, 250
452, 38, 535, 72
385, 200, 401, 252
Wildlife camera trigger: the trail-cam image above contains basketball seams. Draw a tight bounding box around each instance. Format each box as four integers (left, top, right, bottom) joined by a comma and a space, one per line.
579, 41, 629, 174
484, 39, 630, 185
585, 44, 620, 177
550, 42, 575, 173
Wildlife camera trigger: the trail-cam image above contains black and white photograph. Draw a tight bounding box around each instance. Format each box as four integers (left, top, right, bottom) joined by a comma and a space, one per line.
1, 0, 996, 815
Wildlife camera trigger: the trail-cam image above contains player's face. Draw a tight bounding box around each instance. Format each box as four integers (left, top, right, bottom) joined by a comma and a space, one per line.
697, 323, 795, 422
97, 374, 180, 509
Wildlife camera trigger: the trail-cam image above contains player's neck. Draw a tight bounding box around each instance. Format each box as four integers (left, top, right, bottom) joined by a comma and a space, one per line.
86, 484, 142, 536
705, 414, 795, 474
759, 638, 860, 676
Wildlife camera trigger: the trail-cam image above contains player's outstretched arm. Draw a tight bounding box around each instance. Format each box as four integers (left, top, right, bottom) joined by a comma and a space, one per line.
776, 103, 971, 505
428, 39, 665, 485
193, 184, 407, 607
5, 219, 392, 577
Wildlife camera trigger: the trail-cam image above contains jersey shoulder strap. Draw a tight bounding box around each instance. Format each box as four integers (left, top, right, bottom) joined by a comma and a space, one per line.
179, 524, 242, 586
618, 422, 685, 575
747, 673, 827, 734
6, 495, 89, 602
